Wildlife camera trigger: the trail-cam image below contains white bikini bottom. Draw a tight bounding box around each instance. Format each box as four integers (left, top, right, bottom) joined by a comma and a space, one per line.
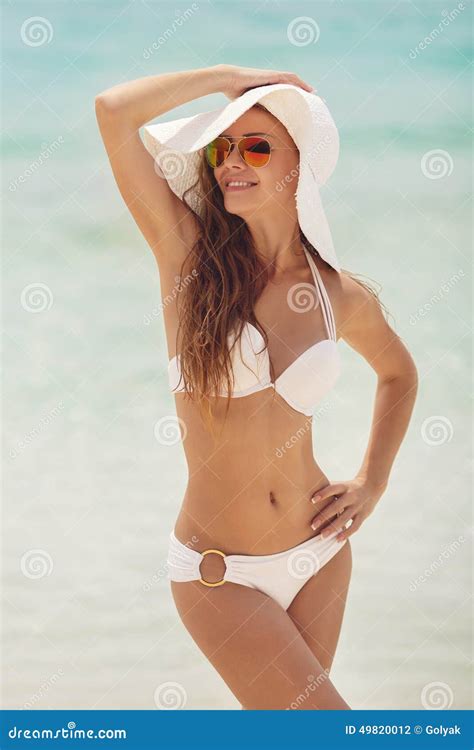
167, 528, 348, 611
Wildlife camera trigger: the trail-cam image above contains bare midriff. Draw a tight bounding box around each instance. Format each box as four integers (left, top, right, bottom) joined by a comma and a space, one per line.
172, 386, 338, 556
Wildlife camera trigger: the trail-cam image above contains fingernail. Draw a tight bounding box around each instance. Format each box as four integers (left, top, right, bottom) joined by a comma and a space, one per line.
311, 523, 317, 531
312, 495, 321, 503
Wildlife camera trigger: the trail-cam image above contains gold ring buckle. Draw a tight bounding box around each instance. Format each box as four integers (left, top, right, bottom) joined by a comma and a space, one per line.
199, 548, 226, 587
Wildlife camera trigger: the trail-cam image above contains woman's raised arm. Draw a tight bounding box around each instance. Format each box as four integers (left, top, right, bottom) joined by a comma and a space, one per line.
94, 66, 230, 265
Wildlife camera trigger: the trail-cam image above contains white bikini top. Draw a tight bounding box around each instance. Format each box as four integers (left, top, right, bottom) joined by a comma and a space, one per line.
167, 245, 341, 417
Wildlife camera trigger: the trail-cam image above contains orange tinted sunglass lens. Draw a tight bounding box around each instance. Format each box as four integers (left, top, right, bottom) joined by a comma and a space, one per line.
205, 136, 271, 168
205, 137, 230, 168
239, 137, 271, 167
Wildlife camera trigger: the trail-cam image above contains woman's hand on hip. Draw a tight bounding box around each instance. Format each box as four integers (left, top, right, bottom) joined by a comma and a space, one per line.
217, 64, 315, 100
309, 476, 387, 542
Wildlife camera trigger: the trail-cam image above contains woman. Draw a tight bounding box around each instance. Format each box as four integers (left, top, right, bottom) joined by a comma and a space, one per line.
95, 64, 418, 710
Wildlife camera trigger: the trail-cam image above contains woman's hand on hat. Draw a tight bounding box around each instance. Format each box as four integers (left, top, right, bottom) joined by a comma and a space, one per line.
217, 64, 315, 100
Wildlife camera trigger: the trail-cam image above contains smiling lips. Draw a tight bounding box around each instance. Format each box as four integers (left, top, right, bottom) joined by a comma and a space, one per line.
224, 180, 258, 192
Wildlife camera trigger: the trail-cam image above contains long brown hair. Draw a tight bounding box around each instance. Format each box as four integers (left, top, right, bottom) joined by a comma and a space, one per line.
173, 104, 391, 437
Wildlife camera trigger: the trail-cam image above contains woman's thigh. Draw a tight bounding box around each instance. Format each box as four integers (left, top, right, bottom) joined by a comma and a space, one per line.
170, 576, 351, 710
287, 539, 352, 672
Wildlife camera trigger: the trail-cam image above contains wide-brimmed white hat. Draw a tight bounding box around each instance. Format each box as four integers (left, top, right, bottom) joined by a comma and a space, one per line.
142, 82, 341, 272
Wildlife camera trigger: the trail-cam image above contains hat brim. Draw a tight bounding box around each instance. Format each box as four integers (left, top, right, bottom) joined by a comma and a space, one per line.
142, 83, 341, 272
297, 160, 341, 273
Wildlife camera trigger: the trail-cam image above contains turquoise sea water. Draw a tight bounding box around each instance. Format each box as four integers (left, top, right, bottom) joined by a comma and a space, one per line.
2, 1, 472, 709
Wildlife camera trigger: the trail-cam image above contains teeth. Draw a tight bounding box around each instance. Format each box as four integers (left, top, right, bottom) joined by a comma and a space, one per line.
227, 181, 255, 187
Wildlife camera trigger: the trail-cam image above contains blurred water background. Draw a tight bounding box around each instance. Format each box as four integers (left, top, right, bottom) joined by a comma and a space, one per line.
2, 0, 472, 709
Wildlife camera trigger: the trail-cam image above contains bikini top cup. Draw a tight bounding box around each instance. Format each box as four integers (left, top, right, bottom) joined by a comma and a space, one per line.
167, 245, 341, 417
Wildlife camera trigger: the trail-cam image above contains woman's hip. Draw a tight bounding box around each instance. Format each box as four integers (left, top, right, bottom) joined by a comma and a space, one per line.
166, 526, 348, 611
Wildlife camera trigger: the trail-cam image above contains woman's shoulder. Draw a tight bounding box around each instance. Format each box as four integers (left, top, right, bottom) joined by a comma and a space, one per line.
317, 257, 383, 334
